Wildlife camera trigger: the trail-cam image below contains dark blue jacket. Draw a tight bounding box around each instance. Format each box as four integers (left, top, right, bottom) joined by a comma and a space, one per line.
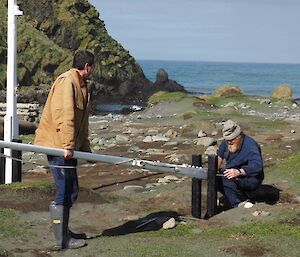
217, 135, 264, 181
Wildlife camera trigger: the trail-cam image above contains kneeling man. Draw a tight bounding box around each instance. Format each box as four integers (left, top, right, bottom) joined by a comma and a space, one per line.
217, 120, 264, 208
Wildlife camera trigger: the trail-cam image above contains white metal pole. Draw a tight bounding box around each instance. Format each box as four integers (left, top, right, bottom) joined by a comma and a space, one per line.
4, 0, 22, 184
0, 141, 208, 180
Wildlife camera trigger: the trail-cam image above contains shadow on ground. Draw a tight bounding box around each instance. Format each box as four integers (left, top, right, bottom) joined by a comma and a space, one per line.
101, 211, 180, 236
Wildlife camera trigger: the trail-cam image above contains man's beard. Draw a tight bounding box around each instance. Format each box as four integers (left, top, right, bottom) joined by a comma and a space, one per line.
228, 143, 241, 153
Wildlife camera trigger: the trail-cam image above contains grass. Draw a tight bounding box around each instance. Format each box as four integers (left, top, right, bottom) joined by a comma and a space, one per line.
202, 220, 300, 240
0, 180, 54, 193
265, 151, 300, 192
148, 91, 187, 105
0, 248, 14, 257
0, 209, 29, 239
75, 219, 300, 257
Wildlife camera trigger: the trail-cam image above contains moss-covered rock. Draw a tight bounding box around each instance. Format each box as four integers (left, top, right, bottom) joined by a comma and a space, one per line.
212, 85, 243, 97
271, 84, 293, 101
148, 91, 187, 105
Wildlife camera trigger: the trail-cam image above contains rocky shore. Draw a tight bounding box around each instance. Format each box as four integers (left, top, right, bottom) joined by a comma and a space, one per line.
1, 90, 300, 256
23, 90, 300, 193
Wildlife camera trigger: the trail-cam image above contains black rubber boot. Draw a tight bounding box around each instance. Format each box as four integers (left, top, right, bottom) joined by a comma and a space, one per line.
49, 201, 86, 249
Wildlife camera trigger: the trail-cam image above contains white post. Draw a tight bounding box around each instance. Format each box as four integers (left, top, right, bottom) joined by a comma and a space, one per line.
4, 0, 23, 184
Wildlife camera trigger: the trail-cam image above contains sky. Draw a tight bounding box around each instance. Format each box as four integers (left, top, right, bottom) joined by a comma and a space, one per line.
89, 0, 300, 64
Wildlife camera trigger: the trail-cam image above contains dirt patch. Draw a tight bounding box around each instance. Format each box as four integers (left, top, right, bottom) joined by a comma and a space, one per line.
13, 249, 52, 257
0, 188, 53, 212
221, 245, 271, 257
278, 191, 298, 204
279, 213, 300, 225
0, 187, 109, 213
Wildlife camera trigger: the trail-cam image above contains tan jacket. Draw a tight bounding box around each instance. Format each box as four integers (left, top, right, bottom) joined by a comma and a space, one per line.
34, 69, 91, 152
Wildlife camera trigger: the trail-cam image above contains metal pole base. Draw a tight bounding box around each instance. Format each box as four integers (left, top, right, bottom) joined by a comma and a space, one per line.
0, 138, 22, 184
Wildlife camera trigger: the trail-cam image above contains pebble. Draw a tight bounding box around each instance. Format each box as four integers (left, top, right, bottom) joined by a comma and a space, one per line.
197, 130, 207, 138
252, 210, 270, 217
143, 136, 153, 143
244, 202, 254, 208
163, 218, 176, 229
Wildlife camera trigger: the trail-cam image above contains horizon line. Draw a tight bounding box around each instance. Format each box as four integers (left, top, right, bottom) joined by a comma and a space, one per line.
136, 58, 300, 65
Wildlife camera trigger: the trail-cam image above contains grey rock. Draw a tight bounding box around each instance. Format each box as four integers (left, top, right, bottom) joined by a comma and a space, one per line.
147, 129, 159, 135
116, 135, 130, 143
163, 175, 180, 181
152, 135, 170, 142
163, 218, 176, 229
164, 141, 179, 146
238, 103, 250, 109
146, 148, 165, 155
155, 68, 168, 83
197, 130, 207, 138
143, 136, 153, 143
211, 131, 218, 136
128, 145, 141, 153
165, 129, 178, 138
165, 153, 188, 163
195, 137, 216, 147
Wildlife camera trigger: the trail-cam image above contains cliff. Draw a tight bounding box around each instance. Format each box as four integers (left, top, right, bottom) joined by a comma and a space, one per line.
0, 0, 185, 105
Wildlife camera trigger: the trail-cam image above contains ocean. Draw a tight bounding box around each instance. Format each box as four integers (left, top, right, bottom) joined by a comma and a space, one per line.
138, 60, 300, 99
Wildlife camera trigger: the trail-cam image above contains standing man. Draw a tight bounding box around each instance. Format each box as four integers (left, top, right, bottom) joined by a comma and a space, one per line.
34, 50, 95, 249
217, 120, 264, 208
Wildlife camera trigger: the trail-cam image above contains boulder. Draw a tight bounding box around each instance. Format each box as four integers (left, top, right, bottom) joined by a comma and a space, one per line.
213, 85, 243, 97
154, 69, 186, 93
156, 68, 168, 83
271, 85, 293, 100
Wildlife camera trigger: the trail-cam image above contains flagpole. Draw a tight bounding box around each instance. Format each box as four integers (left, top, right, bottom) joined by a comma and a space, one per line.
4, 0, 22, 184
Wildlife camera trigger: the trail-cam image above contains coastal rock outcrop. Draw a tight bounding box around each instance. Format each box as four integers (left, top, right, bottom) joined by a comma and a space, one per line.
0, 0, 185, 105
153, 69, 186, 93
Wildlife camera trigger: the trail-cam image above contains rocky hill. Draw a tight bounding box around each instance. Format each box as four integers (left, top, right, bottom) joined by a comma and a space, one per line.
0, 0, 185, 105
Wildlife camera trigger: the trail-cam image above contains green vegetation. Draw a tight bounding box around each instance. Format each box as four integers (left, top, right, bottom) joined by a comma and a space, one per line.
0, 248, 14, 257
265, 151, 300, 192
143, 223, 195, 238
77, 219, 300, 257
19, 134, 35, 144
148, 91, 187, 104
0, 0, 148, 102
0, 209, 29, 239
0, 180, 54, 193
203, 220, 300, 240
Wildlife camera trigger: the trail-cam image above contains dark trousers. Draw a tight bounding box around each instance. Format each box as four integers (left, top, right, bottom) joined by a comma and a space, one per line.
217, 176, 261, 208
47, 156, 79, 207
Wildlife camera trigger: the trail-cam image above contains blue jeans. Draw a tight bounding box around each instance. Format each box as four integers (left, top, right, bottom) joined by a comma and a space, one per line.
217, 176, 261, 208
47, 156, 79, 207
